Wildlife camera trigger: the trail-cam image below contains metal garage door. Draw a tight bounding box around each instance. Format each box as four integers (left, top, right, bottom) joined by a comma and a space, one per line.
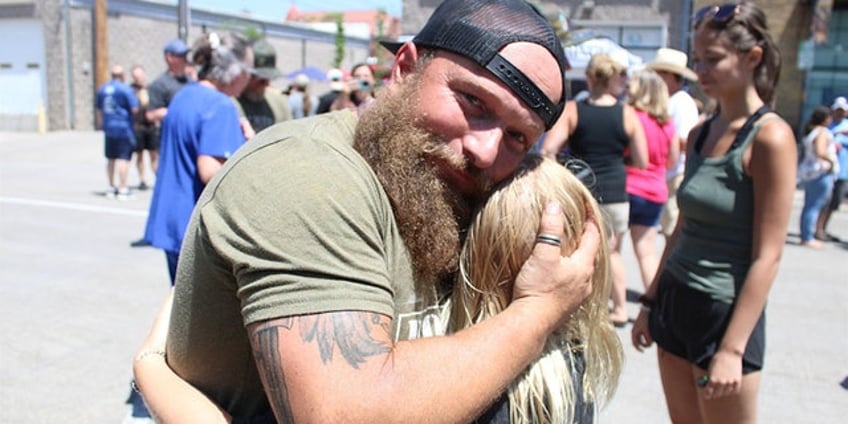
0, 19, 46, 132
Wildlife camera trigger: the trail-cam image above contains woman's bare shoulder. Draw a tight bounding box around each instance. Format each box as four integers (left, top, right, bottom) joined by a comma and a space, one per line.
754, 114, 794, 149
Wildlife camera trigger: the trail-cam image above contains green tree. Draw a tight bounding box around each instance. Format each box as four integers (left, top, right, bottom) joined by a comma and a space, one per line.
374, 8, 387, 64
331, 13, 345, 69
243, 25, 263, 41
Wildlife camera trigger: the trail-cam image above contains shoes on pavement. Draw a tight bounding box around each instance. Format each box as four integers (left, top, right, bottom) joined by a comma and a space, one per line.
130, 238, 151, 248
800, 239, 824, 249
137, 181, 150, 191
116, 188, 132, 201
814, 232, 842, 242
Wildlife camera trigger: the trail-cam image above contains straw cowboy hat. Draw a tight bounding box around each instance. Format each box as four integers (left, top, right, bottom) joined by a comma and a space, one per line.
647, 48, 698, 81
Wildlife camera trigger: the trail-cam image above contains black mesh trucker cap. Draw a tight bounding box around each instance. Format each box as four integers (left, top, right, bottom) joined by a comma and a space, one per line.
381, 0, 567, 129
252, 39, 281, 80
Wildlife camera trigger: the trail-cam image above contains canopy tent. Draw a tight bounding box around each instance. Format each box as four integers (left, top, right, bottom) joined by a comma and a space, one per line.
563, 31, 643, 80
285, 66, 328, 82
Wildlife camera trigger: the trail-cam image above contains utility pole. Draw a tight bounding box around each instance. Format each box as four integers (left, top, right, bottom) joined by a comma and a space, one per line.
94, 0, 109, 88
178, 0, 190, 42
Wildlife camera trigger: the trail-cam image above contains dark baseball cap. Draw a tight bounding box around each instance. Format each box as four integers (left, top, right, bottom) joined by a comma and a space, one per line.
252, 39, 281, 80
163, 39, 190, 56
380, 0, 567, 129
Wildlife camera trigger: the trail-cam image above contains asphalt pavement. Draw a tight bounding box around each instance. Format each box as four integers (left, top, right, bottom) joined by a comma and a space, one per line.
0, 131, 845, 423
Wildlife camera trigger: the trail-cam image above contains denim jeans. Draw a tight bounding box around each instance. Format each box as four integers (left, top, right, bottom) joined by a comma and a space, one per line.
801, 173, 834, 242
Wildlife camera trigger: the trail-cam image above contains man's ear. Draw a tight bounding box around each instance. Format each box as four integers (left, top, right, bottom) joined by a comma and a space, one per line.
388, 42, 420, 86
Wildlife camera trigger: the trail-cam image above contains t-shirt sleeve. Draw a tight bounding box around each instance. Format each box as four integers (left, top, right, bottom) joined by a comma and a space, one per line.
95, 88, 104, 110
267, 91, 291, 122
671, 94, 700, 140
197, 135, 398, 326
198, 97, 245, 159
147, 79, 168, 110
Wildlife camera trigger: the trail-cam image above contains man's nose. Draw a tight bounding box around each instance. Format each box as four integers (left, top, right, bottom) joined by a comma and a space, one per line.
462, 127, 503, 169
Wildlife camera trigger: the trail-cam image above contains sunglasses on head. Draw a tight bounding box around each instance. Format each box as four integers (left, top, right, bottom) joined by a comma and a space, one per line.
693, 3, 741, 27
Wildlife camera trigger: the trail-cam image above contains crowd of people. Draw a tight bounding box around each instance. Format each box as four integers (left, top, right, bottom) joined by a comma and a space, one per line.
87, 1, 843, 423
801, 96, 848, 247
95, 37, 383, 202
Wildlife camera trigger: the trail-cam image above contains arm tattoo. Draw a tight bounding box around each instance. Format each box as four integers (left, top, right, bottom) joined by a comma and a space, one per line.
299, 312, 391, 368
253, 312, 391, 420
255, 326, 295, 423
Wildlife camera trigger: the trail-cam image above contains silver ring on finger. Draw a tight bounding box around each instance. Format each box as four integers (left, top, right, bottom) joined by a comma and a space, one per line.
536, 233, 562, 247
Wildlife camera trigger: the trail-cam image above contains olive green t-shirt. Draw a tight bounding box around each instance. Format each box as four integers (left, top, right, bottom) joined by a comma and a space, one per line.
167, 111, 433, 417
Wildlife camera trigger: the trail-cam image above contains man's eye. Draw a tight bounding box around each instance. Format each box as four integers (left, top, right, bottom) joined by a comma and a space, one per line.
464, 93, 483, 108
507, 131, 529, 152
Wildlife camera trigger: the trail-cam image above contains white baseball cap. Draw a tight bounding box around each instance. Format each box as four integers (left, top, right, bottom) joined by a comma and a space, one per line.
326, 68, 344, 91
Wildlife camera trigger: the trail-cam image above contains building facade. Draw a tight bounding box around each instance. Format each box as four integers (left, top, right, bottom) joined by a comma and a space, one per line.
401, 0, 848, 130
0, 0, 372, 132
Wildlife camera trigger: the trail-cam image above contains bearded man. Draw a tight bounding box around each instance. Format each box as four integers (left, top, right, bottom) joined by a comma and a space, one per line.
133, 1, 601, 422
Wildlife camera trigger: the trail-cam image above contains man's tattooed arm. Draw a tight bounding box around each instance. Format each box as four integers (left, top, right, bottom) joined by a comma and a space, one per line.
248, 311, 393, 422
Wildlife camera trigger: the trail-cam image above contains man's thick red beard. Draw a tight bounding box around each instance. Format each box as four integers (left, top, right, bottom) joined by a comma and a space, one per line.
353, 77, 490, 300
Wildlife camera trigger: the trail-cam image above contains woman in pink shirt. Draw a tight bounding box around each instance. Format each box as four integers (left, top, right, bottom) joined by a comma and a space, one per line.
626, 69, 680, 291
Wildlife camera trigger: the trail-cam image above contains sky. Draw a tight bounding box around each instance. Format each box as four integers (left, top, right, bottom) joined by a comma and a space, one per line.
190, 0, 403, 20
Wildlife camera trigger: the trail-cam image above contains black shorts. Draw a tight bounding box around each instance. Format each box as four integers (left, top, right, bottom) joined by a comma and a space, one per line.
105, 137, 135, 160
134, 126, 159, 152
648, 272, 765, 374
828, 179, 846, 211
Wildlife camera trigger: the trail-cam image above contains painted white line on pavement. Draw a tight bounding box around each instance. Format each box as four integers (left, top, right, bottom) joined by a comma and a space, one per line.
0, 196, 148, 217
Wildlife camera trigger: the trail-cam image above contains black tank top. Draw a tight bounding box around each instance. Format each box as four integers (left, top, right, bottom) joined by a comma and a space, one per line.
570, 100, 629, 203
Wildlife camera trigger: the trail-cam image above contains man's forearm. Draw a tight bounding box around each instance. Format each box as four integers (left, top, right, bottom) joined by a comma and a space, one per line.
146, 107, 167, 124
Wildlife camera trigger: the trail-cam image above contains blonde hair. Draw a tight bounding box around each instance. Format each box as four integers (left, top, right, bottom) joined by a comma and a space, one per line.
447, 155, 622, 424
627, 68, 670, 124
585, 53, 626, 91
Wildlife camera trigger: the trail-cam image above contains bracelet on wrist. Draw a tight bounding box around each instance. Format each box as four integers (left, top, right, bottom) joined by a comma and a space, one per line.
719, 346, 745, 357
130, 378, 143, 394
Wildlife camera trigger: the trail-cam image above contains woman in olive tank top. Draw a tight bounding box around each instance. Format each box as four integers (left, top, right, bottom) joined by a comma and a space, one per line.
631, 3, 797, 423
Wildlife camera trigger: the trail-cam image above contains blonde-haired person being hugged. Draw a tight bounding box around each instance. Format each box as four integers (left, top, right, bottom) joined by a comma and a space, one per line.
542, 52, 648, 327
631, 3, 796, 423
798, 106, 838, 248
624, 69, 680, 292
450, 155, 623, 424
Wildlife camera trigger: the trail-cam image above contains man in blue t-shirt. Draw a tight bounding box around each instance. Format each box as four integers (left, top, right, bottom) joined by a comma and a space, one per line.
95, 65, 139, 199
817, 96, 848, 241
